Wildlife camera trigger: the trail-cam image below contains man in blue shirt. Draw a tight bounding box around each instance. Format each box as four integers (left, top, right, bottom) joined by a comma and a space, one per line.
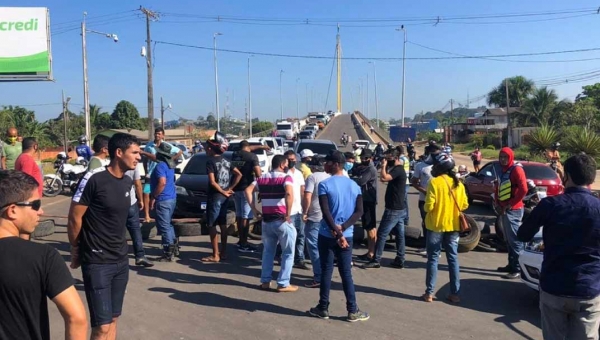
518, 153, 600, 339
75, 135, 93, 162
307, 150, 369, 323
150, 145, 177, 262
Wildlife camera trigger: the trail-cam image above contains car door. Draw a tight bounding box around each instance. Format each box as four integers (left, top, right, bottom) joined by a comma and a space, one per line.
468, 162, 497, 200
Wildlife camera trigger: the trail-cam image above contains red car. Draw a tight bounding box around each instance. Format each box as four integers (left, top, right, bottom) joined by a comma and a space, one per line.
464, 161, 563, 204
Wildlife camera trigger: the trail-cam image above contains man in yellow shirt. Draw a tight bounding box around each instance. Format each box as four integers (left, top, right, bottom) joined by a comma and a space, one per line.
299, 149, 314, 180
423, 153, 468, 303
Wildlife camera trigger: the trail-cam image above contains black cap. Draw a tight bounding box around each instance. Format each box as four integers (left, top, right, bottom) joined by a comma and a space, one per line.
325, 150, 346, 164
361, 149, 373, 158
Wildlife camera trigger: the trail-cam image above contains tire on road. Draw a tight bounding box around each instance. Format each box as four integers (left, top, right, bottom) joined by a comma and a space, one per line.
458, 214, 481, 253
173, 219, 203, 237
248, 220, 262, 240
32, 219, 55, 239
125, 221, 157, 241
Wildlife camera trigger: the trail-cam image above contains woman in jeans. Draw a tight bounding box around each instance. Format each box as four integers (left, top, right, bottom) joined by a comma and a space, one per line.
422, 153, 469, 303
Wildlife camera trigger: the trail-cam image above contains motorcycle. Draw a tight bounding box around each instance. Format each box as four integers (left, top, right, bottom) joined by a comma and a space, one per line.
549, 159, 558, 172
43, 153, 89, 197
341, 136, 348, 147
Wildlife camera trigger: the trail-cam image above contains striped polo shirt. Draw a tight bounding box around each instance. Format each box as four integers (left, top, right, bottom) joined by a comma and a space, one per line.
255, 171, 293, 222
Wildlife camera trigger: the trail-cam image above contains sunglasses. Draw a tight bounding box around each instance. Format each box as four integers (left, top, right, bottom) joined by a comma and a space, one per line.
0, 199, 42, 211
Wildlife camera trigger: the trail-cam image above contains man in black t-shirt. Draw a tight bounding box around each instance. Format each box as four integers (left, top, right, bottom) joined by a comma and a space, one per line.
68, 133, 141, 339
350, 149, 378, 261
232, 140, 265, 253
364, 148, 408, 269
0, 170, 87, 340
203, 132, 242, 263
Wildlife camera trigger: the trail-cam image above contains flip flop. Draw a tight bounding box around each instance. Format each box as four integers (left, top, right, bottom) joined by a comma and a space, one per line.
201, 256, 220, 263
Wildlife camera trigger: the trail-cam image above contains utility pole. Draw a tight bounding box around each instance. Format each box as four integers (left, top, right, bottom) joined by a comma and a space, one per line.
140, 7, 158, 141
367, 72, 370, 119
371, 61, 380, 128
449, 99, 454, 143
397, 25, 407, 127
279, 69, 284, 120
505, 78, 511, 147
160, 96, 165, 130
213, 32, 223, 131
81, 13, 90, 146
62, 91, 71, 154
247, 56, 253, 136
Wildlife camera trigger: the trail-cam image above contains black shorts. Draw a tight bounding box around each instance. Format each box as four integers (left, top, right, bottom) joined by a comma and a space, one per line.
361, 201, 377, 230
473, 160, 481, 166
82, 260, 129, 327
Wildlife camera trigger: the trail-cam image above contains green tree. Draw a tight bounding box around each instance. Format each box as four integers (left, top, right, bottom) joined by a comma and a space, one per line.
110, 100, 143, 130
487, 76, 535, 108
252, 121, 274, 134
206, 114, 216, 129
526, 124, 560, 155
568, 99, 600, 130
576, 83, 600, 108
521, 87, 558, 126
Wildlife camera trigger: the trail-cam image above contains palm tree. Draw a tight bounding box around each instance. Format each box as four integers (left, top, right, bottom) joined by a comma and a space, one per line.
487, 76, 535, 108
522, 87, 558, 126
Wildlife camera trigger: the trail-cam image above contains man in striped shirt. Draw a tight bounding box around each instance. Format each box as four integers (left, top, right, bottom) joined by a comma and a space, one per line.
246, 155, 298, 292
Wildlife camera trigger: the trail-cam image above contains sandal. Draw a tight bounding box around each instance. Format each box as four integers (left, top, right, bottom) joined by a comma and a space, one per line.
422, 294, 434, 303
201, 256, 220, 263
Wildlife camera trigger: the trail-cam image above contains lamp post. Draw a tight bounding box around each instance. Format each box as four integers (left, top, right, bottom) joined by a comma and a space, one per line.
248, 55, 253, 136
279, 69, 284, 120
213, 32, 223, 131
397, 25, 407, 127
81, 12, 118, 146
370, 61, 380, 128
62, 91, 71, 154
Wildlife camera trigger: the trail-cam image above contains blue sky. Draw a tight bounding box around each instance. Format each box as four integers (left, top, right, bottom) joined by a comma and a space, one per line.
3, 0, 600, 123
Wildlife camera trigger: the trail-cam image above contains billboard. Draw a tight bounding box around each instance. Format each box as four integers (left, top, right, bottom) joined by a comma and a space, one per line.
0, 7, 52, 81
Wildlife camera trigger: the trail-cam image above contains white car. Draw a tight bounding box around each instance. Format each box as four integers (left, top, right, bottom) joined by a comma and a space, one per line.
354, 139, 370, 149
519, 228, 544, 291
229, 139, 271, 174
260, 137, 286, 155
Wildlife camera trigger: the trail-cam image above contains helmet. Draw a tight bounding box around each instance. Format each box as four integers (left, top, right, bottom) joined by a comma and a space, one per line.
78, 135, 87, 144
433, 153, 455, 171
194, 140, 201, 145
552, 142, 560, 149
57, 152, 67, 160
429, 140, 437, 146
458, 165, 467, 173
206, 131, 229, 154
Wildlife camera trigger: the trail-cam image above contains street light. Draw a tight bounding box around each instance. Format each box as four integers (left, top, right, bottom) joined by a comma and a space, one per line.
81, 11, 118, 146
369, 61, 380, 128
279, 69, 284, 120
248, 55, 253, 136
213, 32, 223, 131
295, 78, 300, 119
396, 25, 407, 127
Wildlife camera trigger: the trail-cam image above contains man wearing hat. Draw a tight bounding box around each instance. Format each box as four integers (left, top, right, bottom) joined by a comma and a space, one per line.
299, 149, 314, 180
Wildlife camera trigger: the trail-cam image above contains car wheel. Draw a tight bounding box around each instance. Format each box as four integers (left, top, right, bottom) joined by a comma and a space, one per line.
457, 215, 481, 253
32, 219, 55, 239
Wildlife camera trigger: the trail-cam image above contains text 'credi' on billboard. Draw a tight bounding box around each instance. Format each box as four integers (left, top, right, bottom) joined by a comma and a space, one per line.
0, 7, 52, 81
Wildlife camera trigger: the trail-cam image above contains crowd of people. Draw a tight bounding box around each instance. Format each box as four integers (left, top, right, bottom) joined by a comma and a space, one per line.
1, 126, 600, 339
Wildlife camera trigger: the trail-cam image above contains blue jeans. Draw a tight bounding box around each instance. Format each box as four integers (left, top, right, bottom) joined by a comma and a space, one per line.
318, 235, 357, 313
374, 209, 408, 263
233, 191, 253, 219
426, 231, 460, 296
126, 204, 145, 259
154, 199, 176, 252
292, 214, 305, 263
404, 184, 410, 225
304, 220, 322, 283
261, 220, 297, 287
503, 208, 524, 273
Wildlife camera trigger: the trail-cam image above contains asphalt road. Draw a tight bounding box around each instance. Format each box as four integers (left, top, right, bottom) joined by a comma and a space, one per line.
35, 128, 541, 339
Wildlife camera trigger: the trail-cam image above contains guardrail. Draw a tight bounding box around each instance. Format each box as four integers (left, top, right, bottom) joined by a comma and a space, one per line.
350, 113, 372, 142
354, 112, 394, 144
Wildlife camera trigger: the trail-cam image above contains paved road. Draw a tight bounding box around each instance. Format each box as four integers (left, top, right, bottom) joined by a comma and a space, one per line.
36, 134, 539, 339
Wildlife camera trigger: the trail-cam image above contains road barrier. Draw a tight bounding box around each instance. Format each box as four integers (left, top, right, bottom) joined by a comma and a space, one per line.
353, 111, 393, 145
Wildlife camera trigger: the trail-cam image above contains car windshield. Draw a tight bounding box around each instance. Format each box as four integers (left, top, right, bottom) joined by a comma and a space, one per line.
523, 164, 559, 180
228, 142, 265, 155
265, 140, 275, 148
285, 141, 294, 147
297, 142, 336, 155
277, 124, 292, 130
183, 155, 207, 175
175, 144, 186, 153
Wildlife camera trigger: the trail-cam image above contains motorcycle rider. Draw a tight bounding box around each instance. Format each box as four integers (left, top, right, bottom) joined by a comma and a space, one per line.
545, 142, 563, 178
341, 132, 348, 146
75, 135, 93, 162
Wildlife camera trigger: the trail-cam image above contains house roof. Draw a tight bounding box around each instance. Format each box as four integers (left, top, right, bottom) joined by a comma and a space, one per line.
485, 107, 521, 116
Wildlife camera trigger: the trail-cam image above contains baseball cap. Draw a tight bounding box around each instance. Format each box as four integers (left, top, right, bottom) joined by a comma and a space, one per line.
361, 149, 373, 158
300, 149, 314, 158
325, 150, 346, 164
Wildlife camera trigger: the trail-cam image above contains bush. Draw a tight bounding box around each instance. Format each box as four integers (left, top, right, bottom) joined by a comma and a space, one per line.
527, 124, 559, 155
469, 135, 484, 147
563, 126, 600, 158
485, 145, 495, 150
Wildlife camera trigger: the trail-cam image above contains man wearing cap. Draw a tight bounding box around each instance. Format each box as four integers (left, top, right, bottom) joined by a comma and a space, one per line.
299, 149, 314, 180
350, 149, 378, 261
308, 150, 369, 322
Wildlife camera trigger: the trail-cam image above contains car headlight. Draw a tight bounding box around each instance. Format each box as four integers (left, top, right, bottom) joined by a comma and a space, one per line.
260, 160, 266, 167
175, 186, 188, 196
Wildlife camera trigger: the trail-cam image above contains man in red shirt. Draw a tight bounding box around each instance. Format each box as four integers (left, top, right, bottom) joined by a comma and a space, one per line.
15, 137, 43, 198
496, 147, 528, 279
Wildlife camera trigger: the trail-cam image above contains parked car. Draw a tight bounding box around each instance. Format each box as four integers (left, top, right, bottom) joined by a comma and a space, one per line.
174, 152, 235, 219
519, 229, 544, 291
284, 139, 296, 149
354, 139, 370, 149
298, 131, 314, 140
463, 161, 563, 204
294, 139, 338, 157
259, 137, 286, 155
274, 137, 288, 153
228, 139, 270, 174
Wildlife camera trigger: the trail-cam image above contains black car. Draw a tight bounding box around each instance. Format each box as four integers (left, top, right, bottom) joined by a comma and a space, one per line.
174, 151, 235, 219
298, 131, 313, 139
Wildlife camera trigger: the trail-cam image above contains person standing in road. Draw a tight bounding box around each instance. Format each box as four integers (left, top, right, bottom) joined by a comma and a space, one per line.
350, 149, 378, 261
518, 154, 600, 340
0, 170, 88, 340
125, 162, 153, 267
308, 150, 369, 322
364, 148, 408, 269
299, 149, 314, 180
68, 133, 141, 340
88, 135, 111, 171
302, 156, 330, 288
1, 127, 22, 170
411, 144, 441, 255
143, 128, 182, 225
470, 147, 482, 173
422, 153, 468, 303
246, 155, 298, 292
203, 132, 242, 263
15, 137, 43, 198
75, 135, 93, 162
284, 150, 307, 270
496, 147, 528, 279
150, 144, 179, 262
231, 140, 263, 253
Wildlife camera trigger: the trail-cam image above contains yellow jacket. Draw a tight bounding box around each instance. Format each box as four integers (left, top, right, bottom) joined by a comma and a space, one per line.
299, 163, 312, 180
424, 174, 469, 233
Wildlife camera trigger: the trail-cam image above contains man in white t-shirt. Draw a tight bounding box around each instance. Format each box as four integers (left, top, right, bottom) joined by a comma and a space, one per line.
284, 150, 307, 270
411, 144, 441, 254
